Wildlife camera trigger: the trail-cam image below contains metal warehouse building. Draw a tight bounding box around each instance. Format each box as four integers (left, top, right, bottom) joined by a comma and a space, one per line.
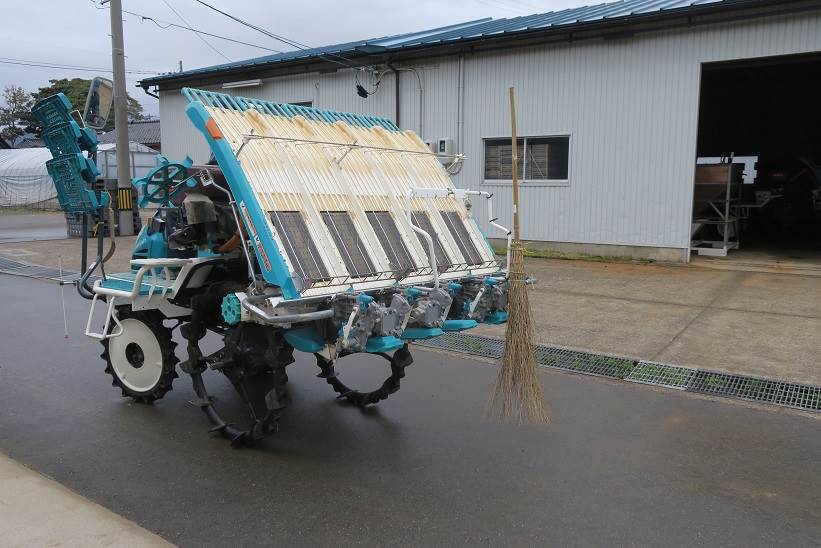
140, 0, 821, 262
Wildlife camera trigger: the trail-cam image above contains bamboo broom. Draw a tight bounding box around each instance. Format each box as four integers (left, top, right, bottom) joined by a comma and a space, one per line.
488, 87, 549, 424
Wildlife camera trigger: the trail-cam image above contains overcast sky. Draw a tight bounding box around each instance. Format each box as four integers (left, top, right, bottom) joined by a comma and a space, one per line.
3, 0, 591, 117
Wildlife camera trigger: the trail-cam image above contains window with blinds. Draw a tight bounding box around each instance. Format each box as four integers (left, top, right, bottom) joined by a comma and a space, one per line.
484, 136, 569, 182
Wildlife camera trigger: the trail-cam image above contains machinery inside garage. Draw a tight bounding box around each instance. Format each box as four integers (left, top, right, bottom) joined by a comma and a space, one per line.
692, 53, 821, 260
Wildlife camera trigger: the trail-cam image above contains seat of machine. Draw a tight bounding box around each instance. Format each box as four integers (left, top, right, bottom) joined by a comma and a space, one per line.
98, 270, 179, 296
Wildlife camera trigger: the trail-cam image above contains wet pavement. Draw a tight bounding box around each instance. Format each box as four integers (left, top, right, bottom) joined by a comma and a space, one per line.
0, 275, 820, 547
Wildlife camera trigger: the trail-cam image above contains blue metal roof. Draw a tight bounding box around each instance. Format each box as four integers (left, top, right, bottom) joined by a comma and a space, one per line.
142, 0, 748, 84
181, 88, 401, 131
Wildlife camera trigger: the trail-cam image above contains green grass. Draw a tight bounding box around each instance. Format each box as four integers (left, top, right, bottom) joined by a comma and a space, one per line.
492, 245, 656, 265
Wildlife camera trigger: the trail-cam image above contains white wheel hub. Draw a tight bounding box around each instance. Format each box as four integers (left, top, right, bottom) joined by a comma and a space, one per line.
108, 318, 164, 393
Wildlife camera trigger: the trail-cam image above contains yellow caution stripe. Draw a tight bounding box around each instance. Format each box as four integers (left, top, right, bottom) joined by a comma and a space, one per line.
117, 188, 133, 211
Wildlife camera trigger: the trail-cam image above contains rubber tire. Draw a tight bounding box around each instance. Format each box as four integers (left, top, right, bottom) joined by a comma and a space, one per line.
101, 308, 179, 403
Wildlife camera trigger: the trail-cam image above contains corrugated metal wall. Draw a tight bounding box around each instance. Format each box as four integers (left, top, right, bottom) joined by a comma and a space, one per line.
159, 11, 821, 252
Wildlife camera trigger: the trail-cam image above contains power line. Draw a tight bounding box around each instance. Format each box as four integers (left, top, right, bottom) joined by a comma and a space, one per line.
122, 9, 282, 53
91, 1, 282, 55
190, 0, 360, 69
0, 57, 160, 75
159, 0, 230, 62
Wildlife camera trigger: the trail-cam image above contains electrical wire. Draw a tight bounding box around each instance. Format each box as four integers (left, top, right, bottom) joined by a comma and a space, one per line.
0, 57, 159, 75
159, 0, 230, 62
90, 1, 281, 54
190, 0, 361, 69
123, 9, 281, 53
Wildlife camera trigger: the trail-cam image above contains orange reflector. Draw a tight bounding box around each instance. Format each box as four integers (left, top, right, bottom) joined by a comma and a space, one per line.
206, 119, 223, 139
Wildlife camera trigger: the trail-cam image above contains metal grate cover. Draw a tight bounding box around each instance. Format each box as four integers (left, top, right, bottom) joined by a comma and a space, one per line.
366, 211, 416, 273
321, 211, 376, 278
534, 345, 636, 379
416, 332, 821, 413
627, 361, 694, 390
411, 211, 450, 269
0, 256, 85, 282
440, 210, 483, 266
686, 370, 821, 411
269, 211, 329, 282
418, 332, 635, 379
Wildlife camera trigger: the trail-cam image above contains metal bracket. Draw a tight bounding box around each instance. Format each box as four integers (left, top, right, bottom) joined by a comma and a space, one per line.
85, 294, 124, 340
236, 128, 255, 157
333, 139, 358, 167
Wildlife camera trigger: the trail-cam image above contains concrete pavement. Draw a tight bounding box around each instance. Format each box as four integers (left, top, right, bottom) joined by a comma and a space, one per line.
0, 452, 172, 547
474, 257, 821, 385
0, 211, 67, 243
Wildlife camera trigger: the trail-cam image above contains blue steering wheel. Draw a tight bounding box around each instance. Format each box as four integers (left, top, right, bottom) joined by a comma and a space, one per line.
135, 155, 195, 208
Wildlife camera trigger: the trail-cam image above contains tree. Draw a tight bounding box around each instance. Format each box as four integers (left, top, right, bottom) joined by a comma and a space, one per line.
0, 86, 33, 145
26, 78, 144, 136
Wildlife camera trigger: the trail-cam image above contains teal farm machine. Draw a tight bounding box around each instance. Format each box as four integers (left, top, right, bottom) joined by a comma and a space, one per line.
34, 84, 511, 445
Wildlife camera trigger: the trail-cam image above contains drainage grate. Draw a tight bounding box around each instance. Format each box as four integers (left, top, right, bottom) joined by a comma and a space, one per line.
686, 370, 821, 411
417, 332, 636, 380
627, 361, 694, 390
419, 332, 504, 359
416, 332, 821, 413
534, 345, 636, 379
0, 257, 84, 282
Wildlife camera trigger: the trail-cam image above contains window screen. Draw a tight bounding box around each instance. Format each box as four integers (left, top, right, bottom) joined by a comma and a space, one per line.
411, 211, 450, 269
366, 211, 416, 272
269, 211, 329, 282
484, 136, 569, 182
321, 211, 376, 278
440, 211, 483, 266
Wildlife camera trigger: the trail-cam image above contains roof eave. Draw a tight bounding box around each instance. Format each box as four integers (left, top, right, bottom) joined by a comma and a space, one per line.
139, 0, 819, 91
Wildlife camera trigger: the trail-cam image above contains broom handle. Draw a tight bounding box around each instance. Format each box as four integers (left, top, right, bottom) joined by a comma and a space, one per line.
508, 86, 520, 242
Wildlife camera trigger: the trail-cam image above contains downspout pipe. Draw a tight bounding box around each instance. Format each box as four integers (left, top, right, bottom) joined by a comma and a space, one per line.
457, 54, 465, 154
140, 84, 159, 99
388, 62, 400, 128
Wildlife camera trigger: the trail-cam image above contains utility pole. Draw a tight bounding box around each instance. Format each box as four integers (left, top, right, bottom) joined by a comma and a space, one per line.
109, 0, 133, 236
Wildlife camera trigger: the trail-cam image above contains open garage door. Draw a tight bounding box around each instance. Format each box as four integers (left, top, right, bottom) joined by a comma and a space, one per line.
693, 53, 821, 263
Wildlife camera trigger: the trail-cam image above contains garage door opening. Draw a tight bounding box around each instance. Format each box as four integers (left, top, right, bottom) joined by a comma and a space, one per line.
692, 53, 821, 264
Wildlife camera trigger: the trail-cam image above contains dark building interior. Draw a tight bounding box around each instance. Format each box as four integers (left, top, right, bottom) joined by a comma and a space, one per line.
696, 53, 821, 255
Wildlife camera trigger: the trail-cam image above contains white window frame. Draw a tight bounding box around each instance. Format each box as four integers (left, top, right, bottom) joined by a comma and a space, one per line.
481, 134, 571, 187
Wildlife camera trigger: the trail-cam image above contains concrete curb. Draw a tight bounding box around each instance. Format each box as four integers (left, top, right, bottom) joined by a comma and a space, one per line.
0, 452, 173, 547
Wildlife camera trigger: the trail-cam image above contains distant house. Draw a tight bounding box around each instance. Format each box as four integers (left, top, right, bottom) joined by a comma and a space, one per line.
98, 119, 161, 152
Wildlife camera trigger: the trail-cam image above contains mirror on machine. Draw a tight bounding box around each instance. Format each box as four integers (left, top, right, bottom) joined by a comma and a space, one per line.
82, 77, 114, 129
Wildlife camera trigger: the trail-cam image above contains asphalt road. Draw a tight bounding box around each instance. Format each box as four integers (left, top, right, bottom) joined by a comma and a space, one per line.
1, 275, 820, 547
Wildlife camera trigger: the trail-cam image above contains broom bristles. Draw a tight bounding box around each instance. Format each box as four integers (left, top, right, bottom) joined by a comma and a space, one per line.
488, 242, 549, 424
